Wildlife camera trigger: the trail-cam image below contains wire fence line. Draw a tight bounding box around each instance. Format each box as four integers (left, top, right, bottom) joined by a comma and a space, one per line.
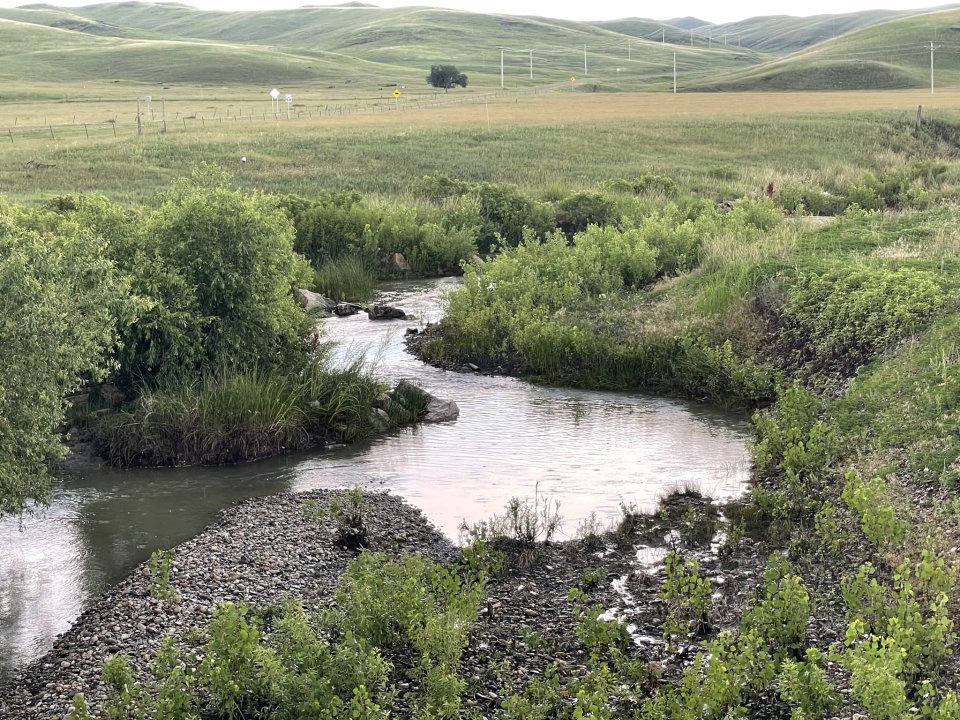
3, 81, 577, 144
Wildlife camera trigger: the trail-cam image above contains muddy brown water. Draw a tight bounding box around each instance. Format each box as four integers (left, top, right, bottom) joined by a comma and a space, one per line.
0, 278, 750, 680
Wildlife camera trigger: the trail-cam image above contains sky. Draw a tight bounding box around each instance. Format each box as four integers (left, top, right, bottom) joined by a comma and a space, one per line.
0, 0, 953, 24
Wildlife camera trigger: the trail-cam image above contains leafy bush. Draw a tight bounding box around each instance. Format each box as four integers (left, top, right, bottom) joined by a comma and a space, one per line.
741, 555, 810, 654
117, 170, 312, 386
0, 203, 129, 515
776, 648, 840, 720
777, 266, 946, 380
554, 192, 618, 238
841, 472, 907, 550
660, 551, 712, 645
748, 384, 834, 529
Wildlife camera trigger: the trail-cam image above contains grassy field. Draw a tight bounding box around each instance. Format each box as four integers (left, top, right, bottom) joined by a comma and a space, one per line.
3, 89, 960, 203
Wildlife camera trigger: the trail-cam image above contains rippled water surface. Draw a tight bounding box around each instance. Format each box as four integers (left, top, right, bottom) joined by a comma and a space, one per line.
0, 277, 750, 679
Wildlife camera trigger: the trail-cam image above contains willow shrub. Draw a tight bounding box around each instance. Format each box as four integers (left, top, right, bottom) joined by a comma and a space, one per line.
0, 204, 129, 514
429, 206, 778, 402
286, 190, 481, 276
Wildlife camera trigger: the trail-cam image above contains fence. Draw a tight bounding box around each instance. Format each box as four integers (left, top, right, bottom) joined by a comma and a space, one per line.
3, 81, 576, 144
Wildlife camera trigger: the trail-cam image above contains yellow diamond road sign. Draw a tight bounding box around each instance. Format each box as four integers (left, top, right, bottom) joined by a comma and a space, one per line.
393, 89, 401, 97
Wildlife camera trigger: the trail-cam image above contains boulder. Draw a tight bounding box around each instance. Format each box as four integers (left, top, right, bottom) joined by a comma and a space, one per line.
390, 379, 459, 424
368, 305, 407, 320
368, 407, 392, 434
295, 289, 337, 314
424, 397, 459, 423
334, 303, 361, 317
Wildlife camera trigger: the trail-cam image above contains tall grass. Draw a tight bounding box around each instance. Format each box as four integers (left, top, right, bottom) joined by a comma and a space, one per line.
314, 256, 377, 303
87, 360, 387, 467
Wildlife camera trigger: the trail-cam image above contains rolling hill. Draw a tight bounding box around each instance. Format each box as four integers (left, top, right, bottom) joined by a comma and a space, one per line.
3, 1, 960, 93
0, 2, 766, 90
691, 7, 960, 90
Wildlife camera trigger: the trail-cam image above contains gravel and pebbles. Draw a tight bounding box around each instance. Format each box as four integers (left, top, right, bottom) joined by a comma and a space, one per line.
0, 489, 814, 720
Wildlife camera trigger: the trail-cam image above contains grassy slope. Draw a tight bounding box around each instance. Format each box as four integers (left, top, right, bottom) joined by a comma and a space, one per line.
0, 2, 764, 89
697, 8, 960, 90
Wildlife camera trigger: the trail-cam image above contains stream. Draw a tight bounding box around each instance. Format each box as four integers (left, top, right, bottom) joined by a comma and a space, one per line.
0, 277, 751, 681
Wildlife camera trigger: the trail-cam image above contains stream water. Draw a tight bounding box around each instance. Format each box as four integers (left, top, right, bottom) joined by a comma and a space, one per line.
0, 277, 751, 680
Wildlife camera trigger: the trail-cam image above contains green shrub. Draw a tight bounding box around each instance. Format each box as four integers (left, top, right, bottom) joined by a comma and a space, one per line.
660, 551, 712, 646
741, 555, 810, 654
776, 648, 840, 720
117, 170, 313, 386
778, 266, 946, 380
843, 620, 909, 720
148, 549, 179, 602
555, 192, 618, 238
841, 471, 907, 550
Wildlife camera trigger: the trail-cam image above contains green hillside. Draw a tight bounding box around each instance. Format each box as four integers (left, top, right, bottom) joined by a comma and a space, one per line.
598, 5, 958, 54
0, 2, 766, 89
693, 7, 960, 90
705, 9, 928, 53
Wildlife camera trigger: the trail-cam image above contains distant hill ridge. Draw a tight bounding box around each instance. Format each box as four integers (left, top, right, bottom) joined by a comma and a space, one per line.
3, 1, 960, 91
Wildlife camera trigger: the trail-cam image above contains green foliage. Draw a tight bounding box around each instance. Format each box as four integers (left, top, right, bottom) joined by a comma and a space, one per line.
814, 500, 844, 555
426, 64, 467, 90
659, 551, 712, 646
841, 471, 907, 550
459, 491, 562, 565
0, 202, 128, 514
328, 486, 369, 549
148, 549, 179, 603
103, 654, 145, 720
69, 694, 92, 720
198, 601, 273, 718
554, 192, 618, 238
151, 637, 198, 720
314, 256, 377, 303
333, 552, 484, 717
116, 170, 312, 386
568, 587, 628, 659
843, 550, 956, 685
778, 266, 946, 380
286, 189, 479, 276
741, 555, 810, 654
776, 648, 840, 720
843, 620, 909, 720
86, 358, 385, 467
744, 384, 834, 537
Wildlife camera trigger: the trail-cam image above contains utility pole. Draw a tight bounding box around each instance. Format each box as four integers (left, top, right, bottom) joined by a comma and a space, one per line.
690, 29, 694, 46
661, 27, 665, 44
673, 52, 677, 93
499, 47, 504, 89
931, 41, 939, 94
584, 44, 588, 75
529, 49, 533, 80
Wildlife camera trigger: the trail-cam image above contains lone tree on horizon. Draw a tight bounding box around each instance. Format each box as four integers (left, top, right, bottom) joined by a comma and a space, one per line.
426, 64, 468, 92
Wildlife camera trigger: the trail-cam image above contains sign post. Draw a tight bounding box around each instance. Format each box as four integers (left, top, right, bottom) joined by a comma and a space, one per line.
269, 88, 280, 115
285, 93, 293, 119
393, 88, 401, 109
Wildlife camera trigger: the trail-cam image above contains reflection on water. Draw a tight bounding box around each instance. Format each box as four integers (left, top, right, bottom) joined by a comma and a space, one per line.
0, 277, 750, 680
